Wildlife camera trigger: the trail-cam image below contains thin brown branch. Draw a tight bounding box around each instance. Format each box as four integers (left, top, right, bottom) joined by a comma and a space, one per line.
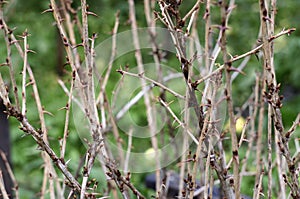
3, 105, 81, 191
220, 1, 240, 198
0, 171, 9, 199
0, 151, 19, 199
117, 69, 185, 99
259, 0, 299, 197
182, 0, 202, 23
60, 71, 75, 160
21, 30, 28, 116
267, 104, 273, 199
106, 163, 146, 199
0, 16, 20, 110
194, 27, 296, 87
128, 0, 161, 193
158, 97, 199, 145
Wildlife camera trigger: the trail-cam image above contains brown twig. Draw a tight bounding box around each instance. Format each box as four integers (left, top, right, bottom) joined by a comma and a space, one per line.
20, 30, 28, 116
258, 0, 299, 198
60, 71, 75, 161
219, 0, 241, 198
0, 105, 82, 192
117, 69, 185, 99
106, 163, 146, 199
0, 170, 9, 199
0, 151, 19, 199
0, 14, 20, 110
158, 97, 199, 145
128, 0, 161, 193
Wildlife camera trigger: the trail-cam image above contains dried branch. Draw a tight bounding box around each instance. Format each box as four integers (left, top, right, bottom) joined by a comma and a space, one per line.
159, 97, 199, 145
117, 69, 185, 99
106, 163, 146, 199
0, 15, 20, 110
115, 72, 182, 120
0, 171, 9, 199
0, 151, 19, 199
220, 1, 240, 198
20, 30, 28, 116
259, 0, 299, 197
60, 71, 75, 160
128, 0, 161, 193
0, 0, 298, 198
0, 105, 81, 192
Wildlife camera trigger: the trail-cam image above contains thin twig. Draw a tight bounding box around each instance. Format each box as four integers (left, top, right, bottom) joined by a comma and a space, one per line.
124, 129, 133, 173
21, 30, 28, 116
0, 15, 20, 110
60, 71, 75, 160
267, 104, 273, 199
128, 0, 161, 193
106, 163, 146, 199
159, 98, 199, 145
117, 69, 185, 99
0, 150, 19, 199
220, 0, 240, 198
182, 0, 202, 23
115, 72, 182, 120
1, 105, 81, 191
96, 11, 120, 105
0, 171, 9, 199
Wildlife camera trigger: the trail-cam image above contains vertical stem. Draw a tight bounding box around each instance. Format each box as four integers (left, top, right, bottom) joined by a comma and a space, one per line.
254, 77, 265, 193
128, 0, 160, 193
21, 31, 27, 116
204, 0, 212, 72
81, 0, 91, 71
267, 105, 272, 199
0, 171, 9, 199
0, 8, 20, 110
220, 0, 240, 198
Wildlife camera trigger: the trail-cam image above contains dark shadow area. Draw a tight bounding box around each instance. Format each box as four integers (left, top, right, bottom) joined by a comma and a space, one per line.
0, 99, 13, 198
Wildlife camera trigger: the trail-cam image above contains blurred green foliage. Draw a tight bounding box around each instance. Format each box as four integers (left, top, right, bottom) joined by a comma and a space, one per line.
0, 0, 299, 198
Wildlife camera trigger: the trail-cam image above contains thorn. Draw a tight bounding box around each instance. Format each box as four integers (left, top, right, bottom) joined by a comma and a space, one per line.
43, 110, 54, 116
138, 72, 145, 77
22, 29, 29, 37
92, 32, 98, 39
65, 159, 71, 165
27, 49, 36, 54
25, 81, 34, 87
41, 8, 53, 14
9, 40, 20, 45
63, 62, 70, 67
287, 28, 296, 36
58, 106, 68, 111
86, 5, 98, 17
168, 100, 175, 106
254, 52, 260, 61
87, 11, 98, 17
116, 69, 124, 75
0, 62, 9, 67
72, 43, 83, 49
8, 27, 17, 35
